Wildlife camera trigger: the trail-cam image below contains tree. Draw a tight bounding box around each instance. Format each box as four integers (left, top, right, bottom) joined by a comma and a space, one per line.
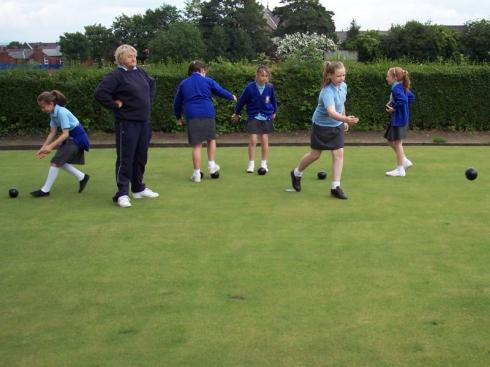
184, 0, 204, 23
84, 24, 116, 65
276, 32, 337, 61
148, 22, 205, 63
6, 41, 23, 49
59, 32, 90, 62
381, 21, 460, 61
112, 4, 180, 60
342, 19, 360, 50
461, 19, 490, 62
356, 31, 382, 62
199, 0, 271, 61
273, 0, 336, 39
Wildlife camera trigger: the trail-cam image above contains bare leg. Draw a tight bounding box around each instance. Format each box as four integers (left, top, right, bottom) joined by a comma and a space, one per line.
298, 149, 322, 172
392, 140, 405, 166
206, 139, 216, 162
260, 134, 269, 161
331, 148, 344, 182
248, 134, 257, 161
192, 144, 202, 170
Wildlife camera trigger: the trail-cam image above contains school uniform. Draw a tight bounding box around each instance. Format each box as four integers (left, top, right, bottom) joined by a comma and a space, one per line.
234, 81, 277, 134
310, 82, 347, 150
173, 73, 234, 145
94, 65, 156, 201
384, 82, 415, 141
49, 104, 90, 165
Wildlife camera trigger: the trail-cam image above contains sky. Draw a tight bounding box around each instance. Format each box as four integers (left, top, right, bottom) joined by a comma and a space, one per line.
0, 0, 488, 43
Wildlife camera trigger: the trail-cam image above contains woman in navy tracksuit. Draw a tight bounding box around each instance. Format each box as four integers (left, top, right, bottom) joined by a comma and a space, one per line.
94, 44, 159, 208
384, 66, 416, 177
232, 65, 277, 174
173, 60, 236, 182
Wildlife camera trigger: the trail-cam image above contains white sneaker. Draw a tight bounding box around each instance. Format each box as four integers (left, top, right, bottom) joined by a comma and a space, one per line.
117, 195, 131, 208
260, 164, 269, 173
190, 174, 201, 183
133, 188, 159, 199
246, 162, 254, 173
209, 163, 220, 174
403, 158, 413, 169
386, 168, 406, 177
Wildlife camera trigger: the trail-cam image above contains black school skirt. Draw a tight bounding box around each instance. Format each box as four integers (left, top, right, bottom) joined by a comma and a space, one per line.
187, 118, 216, 145
310, 123, 344, 150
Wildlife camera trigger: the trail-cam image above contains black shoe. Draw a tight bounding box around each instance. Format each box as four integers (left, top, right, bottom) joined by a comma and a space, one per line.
290, 170, 301, 192
331, 186, 348, 200
79, 174, 90, 193
30, 189, 50, 197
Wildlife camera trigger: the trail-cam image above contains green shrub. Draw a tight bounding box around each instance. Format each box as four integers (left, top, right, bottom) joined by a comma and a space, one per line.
0, 61, 489, 135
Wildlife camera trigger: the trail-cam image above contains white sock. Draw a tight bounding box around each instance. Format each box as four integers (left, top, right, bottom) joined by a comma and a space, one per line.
193, 169, 201, 176
397, 165, 405, 171
208, 160, 215, 168
293, 167, 303, 177
331, 181, 340, 189
260, 160, 267, 167
62, 163, 85, 181
41, 166, 60, 192
248, 160, 254, 166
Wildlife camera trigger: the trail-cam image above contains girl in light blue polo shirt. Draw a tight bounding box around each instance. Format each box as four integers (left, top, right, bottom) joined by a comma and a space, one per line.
290, 61, 359, 199
31, 90, 90, 197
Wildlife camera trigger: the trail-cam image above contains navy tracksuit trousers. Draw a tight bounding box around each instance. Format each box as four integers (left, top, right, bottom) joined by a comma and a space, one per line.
114, 120, 152, 200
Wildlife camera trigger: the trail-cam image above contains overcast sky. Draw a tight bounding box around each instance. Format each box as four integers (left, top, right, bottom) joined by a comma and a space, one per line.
1, 0, 488, 43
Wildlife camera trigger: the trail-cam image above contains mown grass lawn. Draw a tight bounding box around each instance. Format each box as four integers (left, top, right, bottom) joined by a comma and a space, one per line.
1, 146, 489, 367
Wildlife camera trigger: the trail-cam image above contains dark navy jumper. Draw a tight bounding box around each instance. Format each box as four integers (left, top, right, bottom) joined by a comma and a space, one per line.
94, 67, 156, 200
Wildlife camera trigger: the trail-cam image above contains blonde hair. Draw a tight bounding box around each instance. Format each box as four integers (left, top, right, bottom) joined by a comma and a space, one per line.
388, 67, 411, 91
322, 61, 345, 87
37, 90, 67, 106
114, 44, 137, 65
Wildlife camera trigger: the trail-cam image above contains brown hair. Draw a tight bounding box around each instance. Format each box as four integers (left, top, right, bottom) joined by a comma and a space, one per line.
37, 90, 67, 106
188, 60, 206, 76
388, 67, 411, 91
322, 61, 345, 87
256, 65, 270, 77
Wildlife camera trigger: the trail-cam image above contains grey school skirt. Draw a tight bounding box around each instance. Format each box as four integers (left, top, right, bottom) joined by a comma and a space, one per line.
310, 123, 344, 150
187, 118, 216, 145
246, 119, 275, 134
384, 124, 408, 141
51, 139, 85, 165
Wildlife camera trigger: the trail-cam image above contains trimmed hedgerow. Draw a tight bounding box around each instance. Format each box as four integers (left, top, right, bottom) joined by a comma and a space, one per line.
0, 61, 489, 135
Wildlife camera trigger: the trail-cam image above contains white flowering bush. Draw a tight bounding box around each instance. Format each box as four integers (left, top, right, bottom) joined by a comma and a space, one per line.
276, 32, 337, 61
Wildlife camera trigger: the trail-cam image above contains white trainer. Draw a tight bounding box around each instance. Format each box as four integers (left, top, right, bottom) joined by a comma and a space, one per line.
403, 158, 413, 169
386, 168, 406, 177
190, 174, 201, 183
117, 195, 131, 208
133, 188, 159, 199
209, 163, 220, 174
247, 162, 254, 173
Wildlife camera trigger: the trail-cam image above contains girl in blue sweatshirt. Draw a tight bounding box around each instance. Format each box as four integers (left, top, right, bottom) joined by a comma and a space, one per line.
384, 67, 415, 177
31, 90, 90, 197
233, 65, 277, 174
174, 60, 236, 182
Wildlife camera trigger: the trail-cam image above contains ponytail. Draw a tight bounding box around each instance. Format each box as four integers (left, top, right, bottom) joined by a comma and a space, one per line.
389, 67, 411, 91
322, 61, 345, 87
37, 90, 67, 106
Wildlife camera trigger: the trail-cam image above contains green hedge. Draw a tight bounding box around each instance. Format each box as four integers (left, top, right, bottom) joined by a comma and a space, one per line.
0, 61, 489, 135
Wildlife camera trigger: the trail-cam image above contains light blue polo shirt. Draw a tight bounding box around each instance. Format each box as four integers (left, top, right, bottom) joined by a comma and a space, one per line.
312, 82, 347, 127
49, 104, 79, 130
